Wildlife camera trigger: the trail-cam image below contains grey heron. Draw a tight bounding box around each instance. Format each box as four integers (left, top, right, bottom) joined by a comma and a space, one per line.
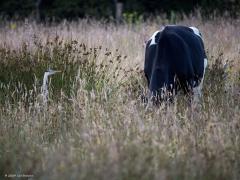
41, 68, 61, 103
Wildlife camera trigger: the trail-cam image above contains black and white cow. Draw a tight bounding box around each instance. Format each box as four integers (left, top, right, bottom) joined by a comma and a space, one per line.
144, 25, 207, 102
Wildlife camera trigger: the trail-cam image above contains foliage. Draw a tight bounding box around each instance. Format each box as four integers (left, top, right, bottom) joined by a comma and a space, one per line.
123, 11, 143, 24
0, 0, 239, 20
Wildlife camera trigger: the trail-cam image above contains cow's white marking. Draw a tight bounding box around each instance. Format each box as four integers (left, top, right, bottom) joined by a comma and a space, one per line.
189, 27, 201, 38
149, 31, 160, 46
193, 58, 208, 102
201, 58, 208, 90
149, 27, 166, 46
204, 58, 208, 69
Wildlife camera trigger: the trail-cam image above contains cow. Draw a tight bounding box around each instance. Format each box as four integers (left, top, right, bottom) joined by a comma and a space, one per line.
144, 25, 207, 103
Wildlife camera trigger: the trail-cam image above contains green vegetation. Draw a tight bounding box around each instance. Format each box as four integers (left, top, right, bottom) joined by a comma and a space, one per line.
0, 0, 239, 20
0, 37, 126, 105
0, 17, 240, 179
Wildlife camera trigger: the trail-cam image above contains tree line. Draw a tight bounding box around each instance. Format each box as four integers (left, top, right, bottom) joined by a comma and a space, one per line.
0, 0, 239, 21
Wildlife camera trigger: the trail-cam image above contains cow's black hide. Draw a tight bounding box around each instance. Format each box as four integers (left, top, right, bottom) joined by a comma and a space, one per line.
144, 25, 207, 101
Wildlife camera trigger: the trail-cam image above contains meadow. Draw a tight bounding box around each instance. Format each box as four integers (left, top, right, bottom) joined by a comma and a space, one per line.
0, 16, 240, 179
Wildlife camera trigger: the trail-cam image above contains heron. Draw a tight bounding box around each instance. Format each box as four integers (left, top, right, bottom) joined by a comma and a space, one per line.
40, 68, 61, 103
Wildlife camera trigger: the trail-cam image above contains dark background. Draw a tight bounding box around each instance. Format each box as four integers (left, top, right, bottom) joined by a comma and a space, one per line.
0, 0, 239, 21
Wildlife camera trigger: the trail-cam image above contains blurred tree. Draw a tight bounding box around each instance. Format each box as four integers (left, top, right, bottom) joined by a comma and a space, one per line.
0, 0, 34, 18
36, 0, 42, 21
200, 0, 240, 17
39, 0, 113, 20
0, 0, 239, 20
113, 0, 124, 23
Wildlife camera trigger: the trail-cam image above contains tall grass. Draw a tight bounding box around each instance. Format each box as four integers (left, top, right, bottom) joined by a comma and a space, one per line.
0, 16, 240, 179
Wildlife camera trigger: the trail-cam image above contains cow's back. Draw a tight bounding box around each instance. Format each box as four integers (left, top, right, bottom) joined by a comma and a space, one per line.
144, 25, 207, 96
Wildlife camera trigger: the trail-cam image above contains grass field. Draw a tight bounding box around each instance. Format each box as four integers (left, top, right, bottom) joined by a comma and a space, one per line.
0, 16, 240, 179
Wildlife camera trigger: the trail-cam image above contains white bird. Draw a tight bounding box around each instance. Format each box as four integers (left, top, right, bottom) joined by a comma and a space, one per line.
40, 68, 61, 103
